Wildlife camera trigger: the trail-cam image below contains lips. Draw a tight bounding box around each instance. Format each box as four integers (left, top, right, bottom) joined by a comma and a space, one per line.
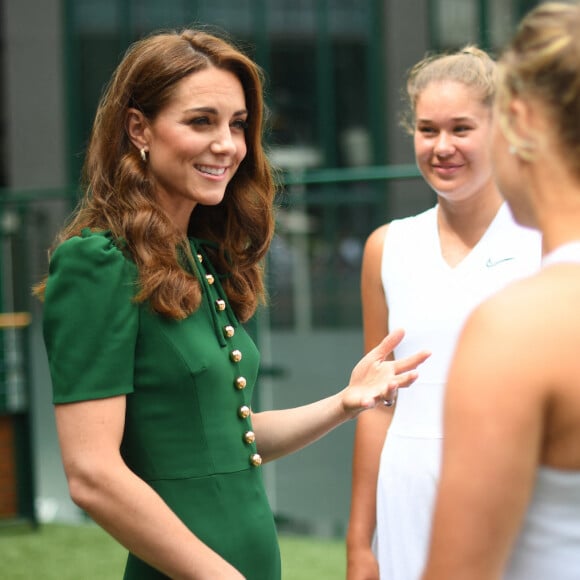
432, 163, 463, 176
433, 163, 462, 170
196, 165, 227, 176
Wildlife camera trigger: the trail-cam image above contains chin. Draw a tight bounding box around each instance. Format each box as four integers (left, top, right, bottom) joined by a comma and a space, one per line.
198, 190, 227, 207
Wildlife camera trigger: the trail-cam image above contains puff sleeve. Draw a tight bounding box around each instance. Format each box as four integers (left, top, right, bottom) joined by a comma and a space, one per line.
43, 231, 139, 403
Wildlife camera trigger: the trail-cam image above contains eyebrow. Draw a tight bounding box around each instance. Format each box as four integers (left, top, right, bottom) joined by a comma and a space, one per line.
417, 116, 476, 123
185, 106, 248, 116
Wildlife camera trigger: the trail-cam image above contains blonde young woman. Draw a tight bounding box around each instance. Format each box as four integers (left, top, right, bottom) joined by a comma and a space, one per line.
347, 47, 541, 580
35, 30, 429, 580
423, 3, 580, 578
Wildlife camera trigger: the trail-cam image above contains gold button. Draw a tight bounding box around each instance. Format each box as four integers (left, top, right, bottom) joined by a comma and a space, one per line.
197, 253, 203, 262
205, 274, 215, 285
250, 453, 262, 466
215, 299, 226, 311
244, 430, 256, 444
223, 325, 235, 338
230, 349, 242, 363
234, 376, 247, 390
238, 405, 250, 419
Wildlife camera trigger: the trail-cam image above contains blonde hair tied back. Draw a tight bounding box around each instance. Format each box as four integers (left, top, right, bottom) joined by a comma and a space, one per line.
496, 2, 580, 173
401, 45, 497, 134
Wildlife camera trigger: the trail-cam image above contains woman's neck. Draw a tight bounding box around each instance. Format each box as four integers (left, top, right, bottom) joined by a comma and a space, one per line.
436, 188, 503, 267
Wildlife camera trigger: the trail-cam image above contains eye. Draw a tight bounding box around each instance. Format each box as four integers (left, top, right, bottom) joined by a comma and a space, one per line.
418, 126, 436, 135
188, 116, 211, 126
454, 125, 472, 134
231, 118, 249, 131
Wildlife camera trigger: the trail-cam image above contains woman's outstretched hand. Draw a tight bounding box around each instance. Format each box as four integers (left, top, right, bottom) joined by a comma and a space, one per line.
341, 328, 430, 417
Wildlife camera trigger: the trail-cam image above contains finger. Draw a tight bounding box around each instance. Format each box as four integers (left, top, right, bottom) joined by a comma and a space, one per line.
393, 350, 431, 373
389, 370, 419, 390
373, 372, 417, 407
370, 328, 405, 360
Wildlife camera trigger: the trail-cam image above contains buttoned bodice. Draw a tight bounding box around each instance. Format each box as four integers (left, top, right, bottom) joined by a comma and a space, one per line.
123, 240, 263, 478
43, 230, 280, 579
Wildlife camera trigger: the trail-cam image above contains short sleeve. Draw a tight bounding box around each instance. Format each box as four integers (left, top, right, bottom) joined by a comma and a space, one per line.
43, 231, 139, 403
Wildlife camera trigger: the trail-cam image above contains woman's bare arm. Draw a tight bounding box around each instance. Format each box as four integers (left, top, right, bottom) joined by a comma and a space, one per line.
252, 328, 429, 462
55, 396, 244, 579
346, 225, 394, 580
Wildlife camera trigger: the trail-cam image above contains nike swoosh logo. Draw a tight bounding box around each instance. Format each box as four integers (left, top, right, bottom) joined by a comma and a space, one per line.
486, 257, 515, 267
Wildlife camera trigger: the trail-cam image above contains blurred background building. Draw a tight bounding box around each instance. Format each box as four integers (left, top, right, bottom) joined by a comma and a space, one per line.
1, 0, 544, 534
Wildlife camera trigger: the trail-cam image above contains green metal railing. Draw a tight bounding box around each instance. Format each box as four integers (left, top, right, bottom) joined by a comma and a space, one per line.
283, 164, 419, 187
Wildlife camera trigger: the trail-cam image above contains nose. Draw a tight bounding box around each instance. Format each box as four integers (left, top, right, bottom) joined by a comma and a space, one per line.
434, 132, 455, 157
210, 125, 237, 155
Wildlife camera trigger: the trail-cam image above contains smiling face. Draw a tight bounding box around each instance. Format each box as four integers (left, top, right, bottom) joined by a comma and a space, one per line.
413, 80, 494, 203
135, 66, 248, 230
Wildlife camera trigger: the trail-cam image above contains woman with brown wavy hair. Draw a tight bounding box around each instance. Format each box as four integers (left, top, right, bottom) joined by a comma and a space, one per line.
36, 29, 429, 579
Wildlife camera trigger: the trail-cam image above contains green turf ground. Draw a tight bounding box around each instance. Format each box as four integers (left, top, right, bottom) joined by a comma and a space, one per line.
0, 523, 346, 579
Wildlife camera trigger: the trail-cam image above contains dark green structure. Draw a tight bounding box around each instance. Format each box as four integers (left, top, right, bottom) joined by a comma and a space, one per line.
0, 0, 544, 531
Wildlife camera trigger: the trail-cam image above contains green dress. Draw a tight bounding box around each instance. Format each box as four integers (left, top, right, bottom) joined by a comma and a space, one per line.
43, 230, 281, 579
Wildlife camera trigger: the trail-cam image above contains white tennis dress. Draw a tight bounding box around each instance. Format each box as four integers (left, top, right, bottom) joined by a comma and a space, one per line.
503, 241, 580, 580
375, 203, 541, 580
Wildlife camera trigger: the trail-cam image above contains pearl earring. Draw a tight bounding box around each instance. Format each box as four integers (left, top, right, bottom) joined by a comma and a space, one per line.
509, 145, 517, 155
140, 148, 148, 162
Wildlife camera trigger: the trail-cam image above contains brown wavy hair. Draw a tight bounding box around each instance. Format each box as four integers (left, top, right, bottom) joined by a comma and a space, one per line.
35, 29, 275, 322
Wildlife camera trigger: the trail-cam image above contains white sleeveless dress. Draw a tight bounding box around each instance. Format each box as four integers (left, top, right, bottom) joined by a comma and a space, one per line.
375, 203, 541, 580
504, 241, 580, 580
